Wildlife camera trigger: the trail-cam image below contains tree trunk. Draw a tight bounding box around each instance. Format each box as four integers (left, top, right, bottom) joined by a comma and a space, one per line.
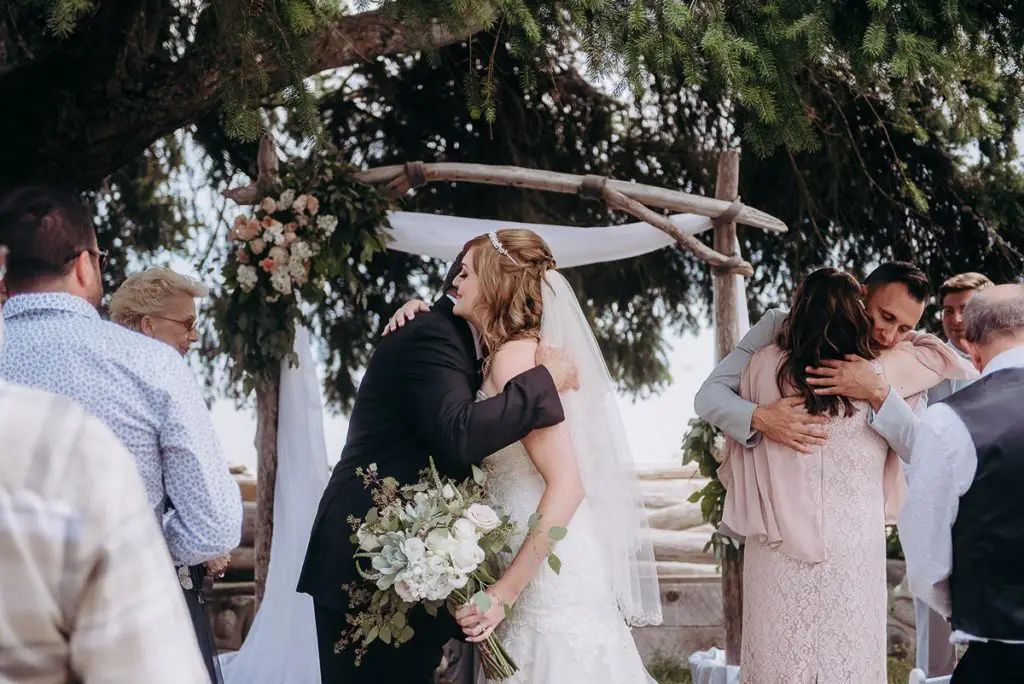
713, 149, 746, 665
254, 372, 281, 608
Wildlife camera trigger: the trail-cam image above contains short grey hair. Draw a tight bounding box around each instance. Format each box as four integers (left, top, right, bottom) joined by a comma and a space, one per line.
964, 286, 1024, 344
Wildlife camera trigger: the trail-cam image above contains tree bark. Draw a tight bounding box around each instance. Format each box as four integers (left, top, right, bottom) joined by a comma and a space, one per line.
713, 149, 746, 666
254, 372, 281, 608
0, 7, 490, 188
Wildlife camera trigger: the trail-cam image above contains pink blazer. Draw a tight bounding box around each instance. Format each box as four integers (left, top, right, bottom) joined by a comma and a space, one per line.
718, 332, 976, 563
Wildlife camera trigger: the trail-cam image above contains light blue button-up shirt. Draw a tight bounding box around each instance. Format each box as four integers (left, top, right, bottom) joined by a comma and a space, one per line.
1, 293, 242, 565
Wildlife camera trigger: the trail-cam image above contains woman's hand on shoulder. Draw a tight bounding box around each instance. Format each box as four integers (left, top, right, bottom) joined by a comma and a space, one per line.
382, 299, 430, 335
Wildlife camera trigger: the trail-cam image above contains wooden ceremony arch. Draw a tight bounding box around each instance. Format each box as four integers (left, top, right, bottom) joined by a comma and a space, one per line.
224, 142, 783, 664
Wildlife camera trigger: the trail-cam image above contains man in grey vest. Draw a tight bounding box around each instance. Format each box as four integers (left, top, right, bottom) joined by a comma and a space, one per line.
901, 284, 1024, 683
913, 272, 993, 677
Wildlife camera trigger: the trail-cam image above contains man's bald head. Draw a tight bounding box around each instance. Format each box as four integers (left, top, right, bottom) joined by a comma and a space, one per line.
963, 284, 1024, 371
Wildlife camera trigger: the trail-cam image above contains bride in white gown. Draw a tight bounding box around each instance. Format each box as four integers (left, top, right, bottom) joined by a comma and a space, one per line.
221, 228, 661, 684
446, 229, 662, 683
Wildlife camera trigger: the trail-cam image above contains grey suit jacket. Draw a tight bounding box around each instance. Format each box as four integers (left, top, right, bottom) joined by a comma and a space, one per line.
926, 341, 975, 404
693, 308, 918, 459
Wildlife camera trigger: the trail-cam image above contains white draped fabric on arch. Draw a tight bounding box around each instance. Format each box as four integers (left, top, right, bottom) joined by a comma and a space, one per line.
220, 211, 748, 682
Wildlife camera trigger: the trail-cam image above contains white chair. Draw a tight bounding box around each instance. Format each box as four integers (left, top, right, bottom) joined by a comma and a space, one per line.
908, 668, 952, 684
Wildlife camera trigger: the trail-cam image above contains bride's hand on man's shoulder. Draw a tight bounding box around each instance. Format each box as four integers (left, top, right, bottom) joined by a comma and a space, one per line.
382, 299, 430, 335
536, 340, 580, 393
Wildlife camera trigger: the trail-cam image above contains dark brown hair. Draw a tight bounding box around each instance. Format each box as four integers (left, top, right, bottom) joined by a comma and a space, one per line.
0, 186, 96, 290
776, 268, 877, 417
863, 261, 930, 302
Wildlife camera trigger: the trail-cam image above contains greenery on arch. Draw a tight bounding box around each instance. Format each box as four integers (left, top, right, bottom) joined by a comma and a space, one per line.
210, 156, 393, 392
681, 417, 738, 559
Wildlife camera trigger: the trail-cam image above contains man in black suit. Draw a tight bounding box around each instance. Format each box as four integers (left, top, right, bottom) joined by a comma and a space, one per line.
298, 254, 576, 683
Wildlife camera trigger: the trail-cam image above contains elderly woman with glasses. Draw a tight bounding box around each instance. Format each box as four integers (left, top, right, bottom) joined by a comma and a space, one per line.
110, 266, 227, 684
110, 267, 205, 356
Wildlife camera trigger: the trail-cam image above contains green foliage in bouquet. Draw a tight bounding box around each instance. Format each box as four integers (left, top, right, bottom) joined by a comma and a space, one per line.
681, 417, 738, 560
211, 155, 392, 391
337, 459, 569, 679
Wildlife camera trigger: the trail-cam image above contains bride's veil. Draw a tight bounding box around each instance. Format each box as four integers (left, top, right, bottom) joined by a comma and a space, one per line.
540, 270, 663, 627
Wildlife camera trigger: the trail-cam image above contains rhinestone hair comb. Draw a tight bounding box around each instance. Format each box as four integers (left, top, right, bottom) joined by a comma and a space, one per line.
488, 232, 520, 265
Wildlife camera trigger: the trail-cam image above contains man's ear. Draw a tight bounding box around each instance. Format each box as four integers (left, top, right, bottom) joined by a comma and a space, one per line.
966, 342, 985, 373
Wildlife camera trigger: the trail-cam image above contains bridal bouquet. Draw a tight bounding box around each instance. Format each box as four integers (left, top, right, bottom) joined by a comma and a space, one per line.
338, 460, 520, 679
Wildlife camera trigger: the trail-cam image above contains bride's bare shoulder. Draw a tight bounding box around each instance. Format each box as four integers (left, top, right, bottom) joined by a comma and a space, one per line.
488, 338, 539, 385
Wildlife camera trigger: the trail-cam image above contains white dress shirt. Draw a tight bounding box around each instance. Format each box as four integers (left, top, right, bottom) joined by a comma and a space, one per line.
899, 345, 1024, 644
1, 293, 242, 565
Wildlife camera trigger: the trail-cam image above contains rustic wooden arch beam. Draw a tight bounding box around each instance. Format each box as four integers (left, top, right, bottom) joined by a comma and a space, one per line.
354, 162, 788, 276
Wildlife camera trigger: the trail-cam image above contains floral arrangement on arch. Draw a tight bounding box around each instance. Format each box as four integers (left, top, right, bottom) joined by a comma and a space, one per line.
231, 190, 338, 300
681, 416, 738, 559
213, 163, 394, 392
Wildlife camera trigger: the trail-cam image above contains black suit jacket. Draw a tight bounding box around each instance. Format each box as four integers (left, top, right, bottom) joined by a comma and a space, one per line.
297, 297, 564, 612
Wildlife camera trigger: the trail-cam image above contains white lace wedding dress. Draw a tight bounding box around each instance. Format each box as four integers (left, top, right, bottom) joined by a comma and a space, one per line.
480, 395, 657, 684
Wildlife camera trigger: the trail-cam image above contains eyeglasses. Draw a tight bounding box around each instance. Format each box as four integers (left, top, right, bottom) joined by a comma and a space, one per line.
150, 315, 198, 332
64, 248, 109, 270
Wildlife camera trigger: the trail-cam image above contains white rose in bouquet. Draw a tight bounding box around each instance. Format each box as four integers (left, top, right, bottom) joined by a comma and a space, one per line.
452, 517, 479, 541
711, 433, 728, 464
441, 483, 456, 500
356, 526, 381, 551
449, 538, 485, 574
425, 528, 458, 556
464, 503, 502, 533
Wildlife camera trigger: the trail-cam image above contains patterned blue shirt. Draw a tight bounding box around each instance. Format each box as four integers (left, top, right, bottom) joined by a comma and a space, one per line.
1, 293, 242, 565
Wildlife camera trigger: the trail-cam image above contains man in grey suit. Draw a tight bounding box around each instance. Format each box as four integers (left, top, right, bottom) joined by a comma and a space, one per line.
911, 272, 992, 677
695, 262, 933, 460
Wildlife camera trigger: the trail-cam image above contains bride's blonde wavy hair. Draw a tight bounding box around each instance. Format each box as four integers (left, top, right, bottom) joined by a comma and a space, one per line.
462, 229, 556, 358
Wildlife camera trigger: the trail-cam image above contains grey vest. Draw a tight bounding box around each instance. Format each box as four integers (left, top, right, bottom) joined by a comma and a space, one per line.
944, 368, 1024, 640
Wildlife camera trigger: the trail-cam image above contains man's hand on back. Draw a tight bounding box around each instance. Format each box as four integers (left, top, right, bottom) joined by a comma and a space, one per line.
751, 397, 830, 453
536, 340, 579, 393
805, 354, 890, 411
